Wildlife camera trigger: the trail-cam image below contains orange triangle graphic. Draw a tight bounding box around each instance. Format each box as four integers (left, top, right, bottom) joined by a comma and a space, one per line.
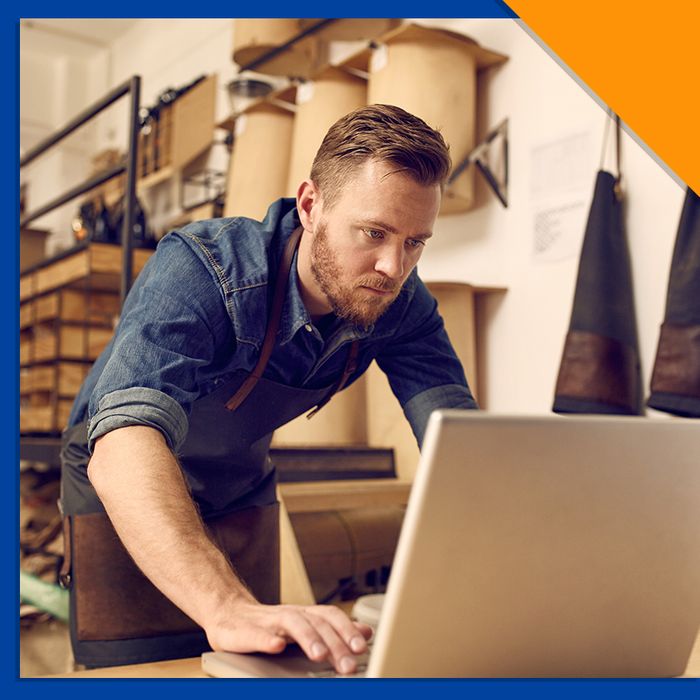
506, 0, 700, 193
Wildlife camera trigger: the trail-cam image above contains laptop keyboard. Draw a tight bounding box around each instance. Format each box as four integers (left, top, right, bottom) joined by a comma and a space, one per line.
306, 639, 373, 678
307, 662, 368, 678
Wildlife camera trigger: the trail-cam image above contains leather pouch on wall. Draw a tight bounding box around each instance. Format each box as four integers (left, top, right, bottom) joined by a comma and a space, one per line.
66, 503, 280, 642
648, 188, 700, 417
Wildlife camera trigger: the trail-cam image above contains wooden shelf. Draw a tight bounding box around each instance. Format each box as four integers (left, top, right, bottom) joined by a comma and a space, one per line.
279, 478, 410, 514
137, 165, 175, 193
19, 243, 153, 302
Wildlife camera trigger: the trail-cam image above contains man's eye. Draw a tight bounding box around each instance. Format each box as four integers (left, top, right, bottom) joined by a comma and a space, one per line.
406, 239, 425, 249
364, 229, 384, 240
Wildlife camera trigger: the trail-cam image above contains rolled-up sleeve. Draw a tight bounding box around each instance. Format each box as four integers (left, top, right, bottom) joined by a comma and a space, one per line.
376, 278, 478, 448
86, 233, 231, 454
88, 387, 189, 453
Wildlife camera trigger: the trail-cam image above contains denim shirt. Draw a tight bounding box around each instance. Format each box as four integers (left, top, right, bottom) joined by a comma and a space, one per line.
68, 198, 477, 455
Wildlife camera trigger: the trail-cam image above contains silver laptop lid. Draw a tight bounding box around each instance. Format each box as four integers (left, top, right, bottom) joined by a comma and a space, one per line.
368, 412, 700, 678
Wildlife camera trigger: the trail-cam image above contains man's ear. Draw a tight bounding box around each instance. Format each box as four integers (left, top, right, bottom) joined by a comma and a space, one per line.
296, 179, 320, 233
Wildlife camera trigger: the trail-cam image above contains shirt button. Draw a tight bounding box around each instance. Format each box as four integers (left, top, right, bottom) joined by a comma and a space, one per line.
304, 323, 313, 332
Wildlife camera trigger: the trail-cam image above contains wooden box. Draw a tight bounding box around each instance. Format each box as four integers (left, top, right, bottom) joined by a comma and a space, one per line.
33, 323, 112, 363
19, 243, 152, 300
19, 301, 33, 330
34, 289, 119, 326
19, 363, 90, 397
19, 330, 32, 366
19, 400, 74, 434
20, 272, 35, 303
20, 228, 50, 272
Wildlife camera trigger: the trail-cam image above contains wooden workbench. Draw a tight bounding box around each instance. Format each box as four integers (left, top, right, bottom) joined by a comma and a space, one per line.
51, 628, 700, 678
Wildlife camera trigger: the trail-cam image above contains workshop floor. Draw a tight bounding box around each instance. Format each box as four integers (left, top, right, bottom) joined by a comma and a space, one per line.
20, 619, 74, 677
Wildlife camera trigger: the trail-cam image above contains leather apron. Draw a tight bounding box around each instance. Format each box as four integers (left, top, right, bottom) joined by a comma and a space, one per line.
59, 226, 359, 667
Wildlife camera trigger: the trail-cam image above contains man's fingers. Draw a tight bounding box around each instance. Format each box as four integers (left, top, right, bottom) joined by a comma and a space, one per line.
210, 622, 287, 654
306, 612, 360, 675
270, 609, 330, 663
262, 633, 288, 654
208, 602, 372, 671
309, 605, 370, 654
353, 621, 374, 641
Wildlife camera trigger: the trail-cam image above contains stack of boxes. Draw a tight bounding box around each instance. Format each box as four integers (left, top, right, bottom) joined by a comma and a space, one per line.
19, 244, 153, 434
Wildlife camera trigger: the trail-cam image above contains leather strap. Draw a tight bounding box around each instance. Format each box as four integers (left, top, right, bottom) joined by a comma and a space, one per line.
225, 226, 361, 417
225, 226, 304, 411
307, 339, 360, 419
59, 516, 72, 589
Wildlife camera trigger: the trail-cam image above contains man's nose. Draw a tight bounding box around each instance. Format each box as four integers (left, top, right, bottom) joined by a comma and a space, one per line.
374, 244, 405, 280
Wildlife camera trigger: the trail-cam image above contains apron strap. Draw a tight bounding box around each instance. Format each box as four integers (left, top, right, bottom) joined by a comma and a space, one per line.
225, 225, 304, 411
59, 516, 72, 588
306, 339, 360, 419
225, 224, 361, 416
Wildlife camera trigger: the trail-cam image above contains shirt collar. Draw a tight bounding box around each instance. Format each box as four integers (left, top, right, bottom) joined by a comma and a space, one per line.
277, 249, 378, 346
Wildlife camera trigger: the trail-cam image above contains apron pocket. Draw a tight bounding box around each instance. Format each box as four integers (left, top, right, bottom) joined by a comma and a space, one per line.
69, 503, 280, 642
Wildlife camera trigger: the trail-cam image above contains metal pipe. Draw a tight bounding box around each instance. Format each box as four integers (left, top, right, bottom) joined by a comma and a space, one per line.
239, 19, 338, 73
20, 77, 135, 168
19, 164, 125, 228
121, 75, 141, 307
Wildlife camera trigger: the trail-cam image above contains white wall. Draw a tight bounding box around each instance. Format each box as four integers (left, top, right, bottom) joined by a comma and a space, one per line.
20, 24, 110, 255
413, 19, 684, 414
21, 18, 685, 414
104, 20, 235, 232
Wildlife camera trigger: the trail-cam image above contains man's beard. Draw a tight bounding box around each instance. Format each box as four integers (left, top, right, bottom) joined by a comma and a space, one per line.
309, 221, 400, 328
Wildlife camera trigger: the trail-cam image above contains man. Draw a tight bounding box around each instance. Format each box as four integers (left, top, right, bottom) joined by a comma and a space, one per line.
60, 104, 478, 672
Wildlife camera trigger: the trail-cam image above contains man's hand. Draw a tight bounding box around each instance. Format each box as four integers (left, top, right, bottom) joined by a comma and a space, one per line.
89, 426, 372, 674
205, 601, 373, 674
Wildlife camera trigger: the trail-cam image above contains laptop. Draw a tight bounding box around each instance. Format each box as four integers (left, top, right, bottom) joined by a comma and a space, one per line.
202, 411, 700, 678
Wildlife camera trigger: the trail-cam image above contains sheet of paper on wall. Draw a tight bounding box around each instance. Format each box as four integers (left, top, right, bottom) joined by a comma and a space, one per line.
530, 131, 594, 263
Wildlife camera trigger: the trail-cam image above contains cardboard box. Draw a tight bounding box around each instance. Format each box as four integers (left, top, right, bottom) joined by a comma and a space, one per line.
20, 228, 50, 273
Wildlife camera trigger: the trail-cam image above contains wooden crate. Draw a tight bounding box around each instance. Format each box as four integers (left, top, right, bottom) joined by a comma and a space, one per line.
20, 227, 50, 272
19, 368, 31, 394
19, 405, 54, 433
34, 289, 119, 326
20, 243, 152, 300
19, 363, 90, 397
19, 400, 74, 433
19, 330, 32, 366
19, 300, 33, 329
33, 324, 112, 363
19, 272, 35, 302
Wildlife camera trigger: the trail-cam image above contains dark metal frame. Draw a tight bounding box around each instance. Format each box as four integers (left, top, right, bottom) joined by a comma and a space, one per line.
20, 76, 142, 462
449, 118, 509, 208
237, 19, 338, 74
20, 75, 142, 308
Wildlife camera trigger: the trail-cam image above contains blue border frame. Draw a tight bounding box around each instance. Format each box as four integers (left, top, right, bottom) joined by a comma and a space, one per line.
8, 2, 699, 699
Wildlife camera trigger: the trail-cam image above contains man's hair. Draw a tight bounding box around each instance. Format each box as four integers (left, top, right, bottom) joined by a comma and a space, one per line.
310, 104, 452, 208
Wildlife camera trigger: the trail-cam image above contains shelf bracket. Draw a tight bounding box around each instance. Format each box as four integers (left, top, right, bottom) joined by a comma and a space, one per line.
449, 118, 509, 208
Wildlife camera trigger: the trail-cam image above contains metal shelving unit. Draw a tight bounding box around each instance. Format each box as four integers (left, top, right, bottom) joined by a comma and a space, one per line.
20, 76, 142, 463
